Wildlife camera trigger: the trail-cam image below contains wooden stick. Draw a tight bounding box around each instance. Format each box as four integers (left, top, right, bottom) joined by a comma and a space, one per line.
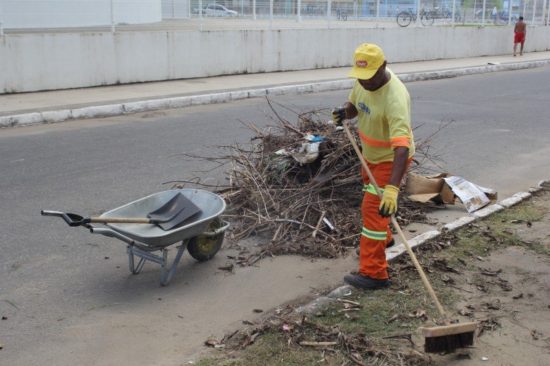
89, 217, 151, 224
312, 210, 326, 238
299, 341, 338, 347
343, 122, 447, 318
337, 299, 361, 306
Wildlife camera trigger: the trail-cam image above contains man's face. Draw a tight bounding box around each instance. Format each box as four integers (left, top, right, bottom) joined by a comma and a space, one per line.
358, 61, 387, 91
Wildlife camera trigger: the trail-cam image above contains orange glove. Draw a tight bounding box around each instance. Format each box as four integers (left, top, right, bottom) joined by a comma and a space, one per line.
379, 185, 399, 217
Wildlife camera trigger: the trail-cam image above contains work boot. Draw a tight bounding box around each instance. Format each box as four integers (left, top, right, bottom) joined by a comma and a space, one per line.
355, 239, 395, 255
344, 274, 391, 290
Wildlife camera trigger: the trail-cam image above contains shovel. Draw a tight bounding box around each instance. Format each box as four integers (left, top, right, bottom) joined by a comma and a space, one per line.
41, 193, 202, 231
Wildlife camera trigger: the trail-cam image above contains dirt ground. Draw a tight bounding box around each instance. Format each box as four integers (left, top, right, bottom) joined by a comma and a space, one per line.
439, 246, 550, 366
437, 190, 550, 366
195, 187, 550, 366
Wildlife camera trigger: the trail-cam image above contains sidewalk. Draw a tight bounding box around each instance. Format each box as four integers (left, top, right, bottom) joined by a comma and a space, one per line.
1, 51, 550, 128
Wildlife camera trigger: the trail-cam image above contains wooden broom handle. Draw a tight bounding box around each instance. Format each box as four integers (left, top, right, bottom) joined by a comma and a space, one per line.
343, 122, 447, 317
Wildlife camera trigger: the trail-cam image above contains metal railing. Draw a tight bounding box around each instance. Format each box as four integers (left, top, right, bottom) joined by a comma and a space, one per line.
184, 0, 550, 26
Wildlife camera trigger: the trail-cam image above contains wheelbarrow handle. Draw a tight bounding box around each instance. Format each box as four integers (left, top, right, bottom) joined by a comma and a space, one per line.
41, 210, 88, 227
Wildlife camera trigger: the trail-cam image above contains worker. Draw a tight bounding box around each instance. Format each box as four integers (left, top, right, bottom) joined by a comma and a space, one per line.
332, 43, 415, 290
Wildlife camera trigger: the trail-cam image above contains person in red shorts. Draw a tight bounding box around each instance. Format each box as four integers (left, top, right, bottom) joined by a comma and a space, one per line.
514, 16, 526, 56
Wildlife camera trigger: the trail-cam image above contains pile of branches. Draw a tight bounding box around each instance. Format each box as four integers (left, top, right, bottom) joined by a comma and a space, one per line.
208, 102, 440, 259
220, 115, 360, 257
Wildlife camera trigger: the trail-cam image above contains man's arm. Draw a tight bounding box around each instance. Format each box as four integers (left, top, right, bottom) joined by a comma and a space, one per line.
342, 101, 358, 120
332, 102, 358, 125
389, 147, 409, 187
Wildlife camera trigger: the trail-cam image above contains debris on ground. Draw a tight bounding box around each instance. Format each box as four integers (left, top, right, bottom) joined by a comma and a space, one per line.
218, 311, 430, 366
406, 172, 498, 212
171, 100, 446, 262
200, 188, 550, 365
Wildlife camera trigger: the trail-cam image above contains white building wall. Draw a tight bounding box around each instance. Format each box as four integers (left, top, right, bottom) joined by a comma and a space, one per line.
161, 0, 190, 18
0, 0, 162, 28
1, 26, 550, 93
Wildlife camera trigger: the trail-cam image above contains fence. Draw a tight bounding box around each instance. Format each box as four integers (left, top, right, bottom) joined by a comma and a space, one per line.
183, 0, 549, 26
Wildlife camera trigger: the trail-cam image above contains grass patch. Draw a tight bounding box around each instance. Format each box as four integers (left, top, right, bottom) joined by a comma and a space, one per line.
195, 332, 347, 366
316, 272, 455, 337
441, 201, 546, 267
194, 193, 549, 365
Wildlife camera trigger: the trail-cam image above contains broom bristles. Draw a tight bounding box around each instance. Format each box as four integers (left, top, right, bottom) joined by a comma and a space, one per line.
421, 321, 477, 353
424, 331, 475, 353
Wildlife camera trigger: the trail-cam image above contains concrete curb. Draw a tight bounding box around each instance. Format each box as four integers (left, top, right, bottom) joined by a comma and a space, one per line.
296, 179, 550, 315
2, 59, 550, 129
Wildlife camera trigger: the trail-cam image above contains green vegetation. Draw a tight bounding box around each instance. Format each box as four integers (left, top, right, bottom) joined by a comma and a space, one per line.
196, 332, 347, 366
445, 203, 547, 264
195, 192, 549, 366
318, 273, 454, 336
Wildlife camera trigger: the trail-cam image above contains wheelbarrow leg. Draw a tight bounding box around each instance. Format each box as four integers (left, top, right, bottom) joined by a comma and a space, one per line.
127, 245, 147, 274
159, 240, 189, 286
126, 242, 189, 286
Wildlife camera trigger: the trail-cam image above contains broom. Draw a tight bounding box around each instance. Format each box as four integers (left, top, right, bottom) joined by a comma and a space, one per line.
343, 122, 477, 353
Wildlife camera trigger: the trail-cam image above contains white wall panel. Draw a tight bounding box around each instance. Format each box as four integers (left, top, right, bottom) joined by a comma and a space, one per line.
1, 0, 162, 28
1, 26, 549, 93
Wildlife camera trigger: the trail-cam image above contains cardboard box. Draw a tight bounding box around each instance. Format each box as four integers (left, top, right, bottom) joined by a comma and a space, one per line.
405, 173, 498, 213
405, 173, 455, 204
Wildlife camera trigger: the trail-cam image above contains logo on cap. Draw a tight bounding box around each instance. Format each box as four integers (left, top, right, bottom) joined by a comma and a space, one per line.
356, 60, 368, 68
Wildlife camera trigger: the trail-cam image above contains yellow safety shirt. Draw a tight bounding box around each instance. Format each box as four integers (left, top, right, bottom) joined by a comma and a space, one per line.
348, 69, 415, 164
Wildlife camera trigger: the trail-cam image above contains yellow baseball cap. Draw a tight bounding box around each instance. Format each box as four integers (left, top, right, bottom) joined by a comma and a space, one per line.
348, 43, 385, 80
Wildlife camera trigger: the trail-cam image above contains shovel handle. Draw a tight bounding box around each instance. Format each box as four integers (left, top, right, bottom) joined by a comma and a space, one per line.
89, 217, 152, 224
343, 122, 447, 318
42, 210, 155, 226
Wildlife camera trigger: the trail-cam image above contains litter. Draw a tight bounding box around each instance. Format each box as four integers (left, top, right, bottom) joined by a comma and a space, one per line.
405, 173, 498, 213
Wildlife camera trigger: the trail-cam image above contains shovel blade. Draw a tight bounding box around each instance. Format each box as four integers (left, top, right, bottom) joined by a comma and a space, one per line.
158, 201, 202, 231
147, 193, 189, 223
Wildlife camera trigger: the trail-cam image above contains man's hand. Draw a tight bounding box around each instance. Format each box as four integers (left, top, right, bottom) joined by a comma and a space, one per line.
379, 185, 399, 217
331, 107, 346, 126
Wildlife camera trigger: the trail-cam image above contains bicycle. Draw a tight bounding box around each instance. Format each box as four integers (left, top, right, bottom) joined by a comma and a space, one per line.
396, 9, 434, 27
336, 8, 347, 21
444, 10, 462, 22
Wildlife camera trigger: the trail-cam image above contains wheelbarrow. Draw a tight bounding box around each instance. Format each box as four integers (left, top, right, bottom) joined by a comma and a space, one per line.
42, 189, 230, 286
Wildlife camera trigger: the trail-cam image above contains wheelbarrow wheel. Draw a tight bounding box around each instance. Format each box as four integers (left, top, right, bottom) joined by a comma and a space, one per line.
187, 220, 224, 262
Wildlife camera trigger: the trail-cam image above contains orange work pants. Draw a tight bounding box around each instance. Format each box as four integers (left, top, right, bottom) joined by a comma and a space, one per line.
358, 161, 394, 280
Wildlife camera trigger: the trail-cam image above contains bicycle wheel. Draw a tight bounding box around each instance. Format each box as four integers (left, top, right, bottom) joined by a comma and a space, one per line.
421, 12, 434, 26
397, 12, 412, 27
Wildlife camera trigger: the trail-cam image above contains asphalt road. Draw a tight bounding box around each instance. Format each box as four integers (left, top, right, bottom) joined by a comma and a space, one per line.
1, 66, 549, 365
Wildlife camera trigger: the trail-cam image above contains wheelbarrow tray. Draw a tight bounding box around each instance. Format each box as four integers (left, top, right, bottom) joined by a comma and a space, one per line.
101, 188, 226, 247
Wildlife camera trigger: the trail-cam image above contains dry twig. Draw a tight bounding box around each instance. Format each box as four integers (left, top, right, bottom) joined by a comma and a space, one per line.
171, 101, 445, 259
